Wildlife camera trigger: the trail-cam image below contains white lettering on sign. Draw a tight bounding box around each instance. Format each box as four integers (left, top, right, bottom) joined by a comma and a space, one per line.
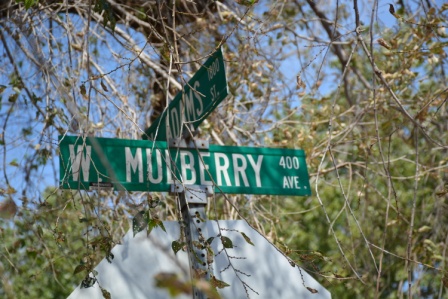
181, 151, 196, 184
69, 144, 92, 181
146, 149, 162, 184
283, 176, 301, 189
184, 80, 203, 120
210, 85, 217, 102
165, 150, 173, 184
194, 81, 203, 115
199, 152, 212, 185
207, 58, 220, 81
168, 80, 204, 140
279, 156, 300, 169
125, 147, 143, 183
184, 87, 195, 122
247, 155, 263, 187
233, 154, 249, 187
215, 153, 231, 186
215, 153, 263, 187
169, 106, 181, 139
102, 146, 267, 188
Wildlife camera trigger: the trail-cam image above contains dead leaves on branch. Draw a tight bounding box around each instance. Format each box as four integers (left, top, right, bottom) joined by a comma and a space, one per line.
377, 38, 392, 50
235, 0, 259, 7
154, 272, 224, 299
296, 75, 306, 90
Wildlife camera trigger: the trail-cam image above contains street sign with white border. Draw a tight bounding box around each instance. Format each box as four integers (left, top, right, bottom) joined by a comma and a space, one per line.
59, 136, 311, 196
144, 48, 228, 141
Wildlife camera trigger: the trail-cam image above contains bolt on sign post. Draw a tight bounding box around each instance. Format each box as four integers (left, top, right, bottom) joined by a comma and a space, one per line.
143, 47, 228, 141
59, 136, 311, 196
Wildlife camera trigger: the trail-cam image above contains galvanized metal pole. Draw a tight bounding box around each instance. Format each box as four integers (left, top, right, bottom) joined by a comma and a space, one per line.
169, 137, 213, 299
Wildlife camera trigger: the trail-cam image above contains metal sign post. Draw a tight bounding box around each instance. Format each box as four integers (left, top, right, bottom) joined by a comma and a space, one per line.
169, 137, 213, 299
173, 184, 212, 299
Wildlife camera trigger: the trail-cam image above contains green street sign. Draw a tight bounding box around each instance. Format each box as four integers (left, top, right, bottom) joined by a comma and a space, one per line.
144, 48, 228, 141
59, 136, 311, 196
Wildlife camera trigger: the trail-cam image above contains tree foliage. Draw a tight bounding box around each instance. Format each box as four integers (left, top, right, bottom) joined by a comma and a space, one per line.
0, 0, 447, 298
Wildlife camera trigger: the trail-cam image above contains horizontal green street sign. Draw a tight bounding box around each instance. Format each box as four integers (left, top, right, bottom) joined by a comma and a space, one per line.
144, 48, 228, 141
59, 136, 311, 196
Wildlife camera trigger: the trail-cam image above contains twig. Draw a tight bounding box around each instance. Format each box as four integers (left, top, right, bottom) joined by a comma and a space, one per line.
356, 27, 447, 149
406, 127, 419, 298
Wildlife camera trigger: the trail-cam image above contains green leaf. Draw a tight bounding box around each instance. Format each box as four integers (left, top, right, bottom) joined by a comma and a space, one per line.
8, 93, 18, 103
148, 217, 166, 235
78, 217, 92, 223
157, 219, 166, 232
171, 240, 185, 255
221, 236, 233, 249
6, 186, 17, 194
235, 0, 259, 7
36, 225, 43, 238
9, 159, 19, 167
23, 0, 35, 9
73, 264, 87, 275
0, 85, 6, 94
31, 93, 42, 104
210, 276, 230, 289
26, 247, 38, 259
436, 189, 448, 197
22, 127, 32, 137
94, 0, 117, 31
132, 210, 149, 237
206, 237, 215, 245
240, 232, 254, 246
80, 84, 86, 96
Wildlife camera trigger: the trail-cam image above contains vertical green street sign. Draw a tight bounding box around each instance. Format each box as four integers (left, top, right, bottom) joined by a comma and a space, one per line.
144, 48, 228, 141
59, 136, 311, 196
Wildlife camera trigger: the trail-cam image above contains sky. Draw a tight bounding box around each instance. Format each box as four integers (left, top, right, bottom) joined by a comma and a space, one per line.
0, 0, 447, 211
